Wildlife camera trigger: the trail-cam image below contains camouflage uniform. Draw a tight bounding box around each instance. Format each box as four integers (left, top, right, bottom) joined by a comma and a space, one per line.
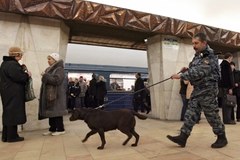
180, 45, 225, 136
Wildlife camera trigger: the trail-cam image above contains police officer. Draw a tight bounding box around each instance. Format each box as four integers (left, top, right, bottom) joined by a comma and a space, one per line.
167, 33, 227, 148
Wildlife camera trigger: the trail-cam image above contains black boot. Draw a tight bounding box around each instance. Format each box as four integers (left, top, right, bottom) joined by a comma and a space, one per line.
167, 132, 189, 147
7, 136, 24, 143
211, 133, 228, 148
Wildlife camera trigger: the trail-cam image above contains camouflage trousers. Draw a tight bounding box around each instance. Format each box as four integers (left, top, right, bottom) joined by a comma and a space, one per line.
181, 89, 225, 136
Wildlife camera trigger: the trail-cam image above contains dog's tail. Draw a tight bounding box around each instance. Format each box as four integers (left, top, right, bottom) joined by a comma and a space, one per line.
132, 111, 147, 120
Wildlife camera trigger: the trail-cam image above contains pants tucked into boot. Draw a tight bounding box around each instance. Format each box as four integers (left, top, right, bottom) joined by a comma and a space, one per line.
167, 132, 189, 147
211, 133, 228, 148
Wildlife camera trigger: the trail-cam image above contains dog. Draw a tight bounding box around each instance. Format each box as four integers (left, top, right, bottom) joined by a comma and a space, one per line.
69, 108, 147, 149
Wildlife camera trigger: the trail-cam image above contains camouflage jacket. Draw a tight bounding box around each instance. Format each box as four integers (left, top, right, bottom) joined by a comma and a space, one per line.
180, 45, 220, 89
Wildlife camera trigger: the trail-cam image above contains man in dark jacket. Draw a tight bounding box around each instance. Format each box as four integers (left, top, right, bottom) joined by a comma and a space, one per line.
168, 33, 227, 148
67, 78, 74, 111
133, 73, 147, 112
133, 73, 150, 113
219, 53, 235, 124
68, 78, 80, 110
230, 62, 240, 121
96, 75, 107, 107
88, 73, 97, 107
0, 47, 30, 142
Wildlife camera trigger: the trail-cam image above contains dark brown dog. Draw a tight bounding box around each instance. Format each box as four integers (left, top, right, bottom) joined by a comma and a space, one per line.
69, 108, 147, 149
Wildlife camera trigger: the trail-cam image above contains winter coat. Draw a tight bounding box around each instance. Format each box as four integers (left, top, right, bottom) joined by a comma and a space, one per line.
219, 60, 235, 89
88, 78, 97, 96
0, 56, 29, 125
38, 60, 67, 119
134, 77, 145, 99
232, 69, 240, 97
79, 81, 87, 97
96, 81, 107, 99
69, 82, 80, 98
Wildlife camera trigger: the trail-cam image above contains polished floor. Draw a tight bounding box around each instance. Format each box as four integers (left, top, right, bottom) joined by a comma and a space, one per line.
0, 112, 240, 160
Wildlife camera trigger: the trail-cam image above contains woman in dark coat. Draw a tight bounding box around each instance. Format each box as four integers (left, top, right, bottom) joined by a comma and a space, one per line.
0, 47, 30, 142
39, 53, 68, 136
96, 75, 107, 107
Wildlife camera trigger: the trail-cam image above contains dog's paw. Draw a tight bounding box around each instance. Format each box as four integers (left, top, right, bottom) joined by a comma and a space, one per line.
97, 146, 104, 150
122, 142, 127, 146
131, 144, 137, 147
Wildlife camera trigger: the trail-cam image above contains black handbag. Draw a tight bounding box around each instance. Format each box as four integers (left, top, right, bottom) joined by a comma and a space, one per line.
25, 77, 36, 102
226, 94, 236, 108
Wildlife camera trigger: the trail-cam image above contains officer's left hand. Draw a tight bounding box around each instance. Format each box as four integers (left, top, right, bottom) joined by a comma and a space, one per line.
171, 74, 180, 79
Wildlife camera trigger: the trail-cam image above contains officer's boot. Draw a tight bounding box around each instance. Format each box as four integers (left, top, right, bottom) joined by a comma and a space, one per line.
166, 132, 189, 147
211, 133, 228, 148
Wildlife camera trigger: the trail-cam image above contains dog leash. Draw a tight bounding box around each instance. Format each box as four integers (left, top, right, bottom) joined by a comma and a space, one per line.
95, 69, 187, 109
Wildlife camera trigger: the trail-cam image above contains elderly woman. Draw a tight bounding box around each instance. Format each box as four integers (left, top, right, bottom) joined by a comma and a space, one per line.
39, 53, 67, 136
0, 47, 30, 142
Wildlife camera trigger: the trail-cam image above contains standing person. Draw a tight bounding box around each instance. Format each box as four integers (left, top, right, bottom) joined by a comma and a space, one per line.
133, 73, 145, 112
167, 32, 227, 148
78, 76, 87, 107
185, 81, 194, 116
230, 62, 240, 122
67, 78, 74, 111
219, 53, 235, 125
39, 53, 68, 136
179, 79, 188, 121
68, 78, 81, 112
69, 78, 81, 109
0, 47, 30, 142
96, 75, 107, 107
110, 79, 120, 90
88, 73, 97, 107
143, 80, 151, 114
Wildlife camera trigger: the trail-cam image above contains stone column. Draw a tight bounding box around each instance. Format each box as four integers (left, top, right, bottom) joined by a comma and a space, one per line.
147, 34, 193, 120
233, 51, 240, 70
0, 12, 69, 130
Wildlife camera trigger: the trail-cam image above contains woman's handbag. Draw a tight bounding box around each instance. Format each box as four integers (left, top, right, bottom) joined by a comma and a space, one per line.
226, 94, 236, 108
25, 77, 36, 102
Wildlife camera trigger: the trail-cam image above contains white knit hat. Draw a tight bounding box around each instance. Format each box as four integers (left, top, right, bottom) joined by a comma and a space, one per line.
49, 52, 59, 61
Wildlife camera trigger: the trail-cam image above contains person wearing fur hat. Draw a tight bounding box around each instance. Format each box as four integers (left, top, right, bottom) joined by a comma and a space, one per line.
39, 52, 68, 136
0, 46, 31, 142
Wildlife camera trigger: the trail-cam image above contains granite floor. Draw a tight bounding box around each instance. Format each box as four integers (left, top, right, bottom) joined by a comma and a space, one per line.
0, 112, 240, 160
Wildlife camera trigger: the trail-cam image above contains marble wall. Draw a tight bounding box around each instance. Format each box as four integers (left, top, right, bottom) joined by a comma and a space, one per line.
0, 12, 69, 130
147, 34, 193, 120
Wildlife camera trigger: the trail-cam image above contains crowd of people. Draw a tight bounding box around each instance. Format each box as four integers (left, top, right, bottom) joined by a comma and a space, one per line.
66, 74, 107, 111
66, 72, 151, 114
